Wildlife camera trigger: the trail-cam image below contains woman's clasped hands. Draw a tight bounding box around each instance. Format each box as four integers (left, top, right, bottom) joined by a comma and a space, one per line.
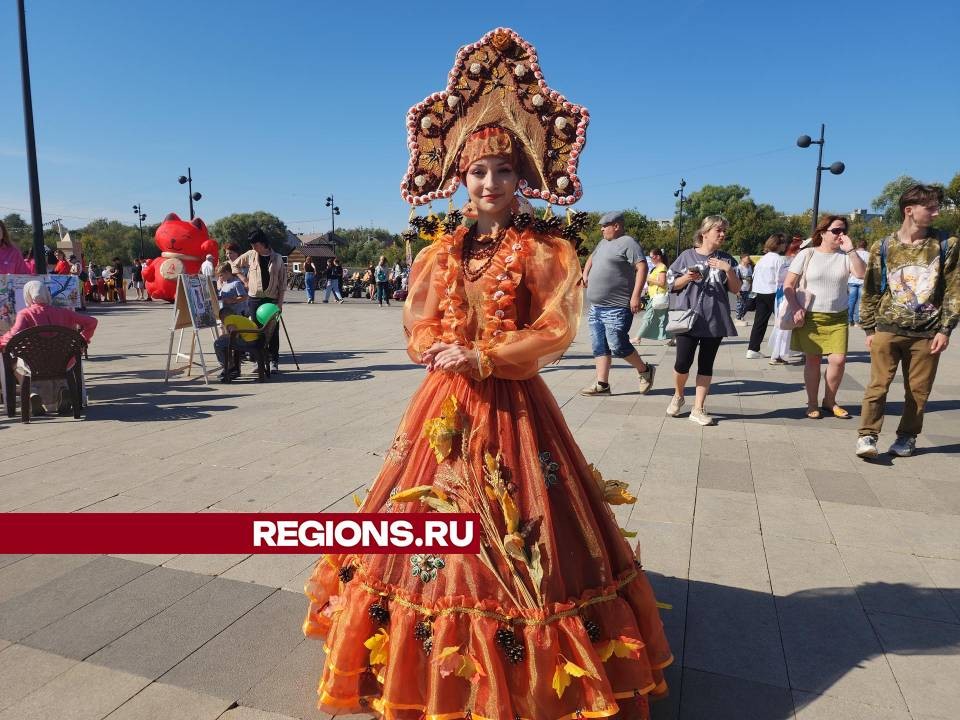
420, 341, 479, 374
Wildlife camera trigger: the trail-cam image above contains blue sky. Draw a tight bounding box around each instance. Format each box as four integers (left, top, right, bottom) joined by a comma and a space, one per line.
1, 1, 957, 235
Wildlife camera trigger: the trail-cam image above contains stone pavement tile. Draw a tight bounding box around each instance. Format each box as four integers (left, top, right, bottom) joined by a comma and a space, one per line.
632, 520, 692, 580
837, 545, 957, 623
751, 464, 817, 500
692, 488, 759, 533
776, 589, 906, 710
870, 612, 960, 718
220, 707, 301, 720
106, 681, 232, 720
675, 668, 795, 720
239, 637, 325, 720
0, 555, 97, 603
128, 465, 273, 505
0, 555, 27, 570
0, 640, 7, 652
0, 556, 150, 642
77, 493, 160, 512
819, 502, 904, 552
221, 554, 317, 589
865, 475, 945, 514
642, 453, 699, 487
212, 473, 316, 512
163, 554, 251, 576
805, 469, 881, 507
891, 510, 960, 561
689, 525, 770, 593
634, 482, 696, 525
645, 574, 687, 667
793, 690, 911, 719
696, 459, 754, 493
110, 554, 179, 566
0, 644, 77, 712
0, 660, 150, 720
88, 577, 274, 680
24, 565, 210, 660
764, 535, 851, 596
160, 590, 305, 701
756, 495, 833, 543
683, 578, 788, 688
916, 556, 960, 621
923, 477, 960, 515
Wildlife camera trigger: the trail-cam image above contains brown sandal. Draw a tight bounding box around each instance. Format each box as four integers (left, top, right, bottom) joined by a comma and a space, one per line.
806, 407, 822, 419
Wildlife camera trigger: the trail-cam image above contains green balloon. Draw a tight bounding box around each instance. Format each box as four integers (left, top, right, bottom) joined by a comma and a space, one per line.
255, 302, 281, 325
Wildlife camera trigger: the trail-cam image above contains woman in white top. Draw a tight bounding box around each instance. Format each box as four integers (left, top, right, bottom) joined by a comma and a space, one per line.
746, 234, 788, 357
784, 215, 866, 419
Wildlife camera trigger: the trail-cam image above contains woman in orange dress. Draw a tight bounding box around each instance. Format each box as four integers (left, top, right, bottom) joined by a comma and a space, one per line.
304, 28, 671, 720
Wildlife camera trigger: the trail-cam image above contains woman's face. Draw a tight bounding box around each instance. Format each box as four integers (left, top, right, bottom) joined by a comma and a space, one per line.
701, 224, 727, 248
821, 220, 847, 250
464, 156, 519, 218
227, 249, 239, 261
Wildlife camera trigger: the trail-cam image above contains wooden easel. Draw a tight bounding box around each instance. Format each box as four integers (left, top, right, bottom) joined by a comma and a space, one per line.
164, 275, 219, 384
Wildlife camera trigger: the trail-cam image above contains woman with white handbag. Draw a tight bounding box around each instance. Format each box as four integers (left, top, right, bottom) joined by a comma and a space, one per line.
784, 215, 866, 419
665, 216, 741, 425
632, 248, 671, 344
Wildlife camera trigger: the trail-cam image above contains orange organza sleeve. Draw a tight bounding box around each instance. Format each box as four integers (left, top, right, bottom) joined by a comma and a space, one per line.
402, 241, 445, 363
480, 235, 583, 380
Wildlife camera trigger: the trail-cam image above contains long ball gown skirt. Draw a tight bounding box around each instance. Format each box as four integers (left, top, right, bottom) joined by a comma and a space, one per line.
304, 227, 672, 720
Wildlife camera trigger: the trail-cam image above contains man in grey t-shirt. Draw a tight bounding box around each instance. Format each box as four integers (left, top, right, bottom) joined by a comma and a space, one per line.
580, 211, 655, 396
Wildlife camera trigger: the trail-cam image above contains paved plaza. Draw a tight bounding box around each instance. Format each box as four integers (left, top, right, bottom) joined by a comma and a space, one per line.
1, 293, 959, 720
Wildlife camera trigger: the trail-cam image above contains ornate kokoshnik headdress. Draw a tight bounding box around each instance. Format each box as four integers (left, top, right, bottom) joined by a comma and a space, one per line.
401, 27, 590, 212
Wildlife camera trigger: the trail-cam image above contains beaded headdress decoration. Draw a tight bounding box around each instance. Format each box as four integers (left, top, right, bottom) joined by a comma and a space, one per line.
401, 27, 590, 208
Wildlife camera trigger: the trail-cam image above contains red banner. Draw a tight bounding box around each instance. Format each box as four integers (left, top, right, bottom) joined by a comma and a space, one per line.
0, 513, 481, 554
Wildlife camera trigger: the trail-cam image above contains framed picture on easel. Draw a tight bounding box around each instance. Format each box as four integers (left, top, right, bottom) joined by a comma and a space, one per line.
163, 274, 220, 384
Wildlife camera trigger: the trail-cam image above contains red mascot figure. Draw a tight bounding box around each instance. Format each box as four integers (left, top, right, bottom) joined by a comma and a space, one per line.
142, 213, 218, 302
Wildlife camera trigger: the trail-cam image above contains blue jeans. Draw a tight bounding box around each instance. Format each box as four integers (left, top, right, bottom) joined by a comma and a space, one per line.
305, 273, 315, 302
588, 305, 634, 358
848, 283, 862, 324
376, 281, 391, 305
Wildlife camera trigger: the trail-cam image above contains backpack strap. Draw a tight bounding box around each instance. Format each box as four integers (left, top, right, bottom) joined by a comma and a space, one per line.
879, 236, 890, 294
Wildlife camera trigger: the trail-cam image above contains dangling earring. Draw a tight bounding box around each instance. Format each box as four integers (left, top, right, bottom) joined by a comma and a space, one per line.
461, 199, 478, 219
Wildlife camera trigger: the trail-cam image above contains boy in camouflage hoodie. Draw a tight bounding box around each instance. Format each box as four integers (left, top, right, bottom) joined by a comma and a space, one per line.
856, 184, 959, 458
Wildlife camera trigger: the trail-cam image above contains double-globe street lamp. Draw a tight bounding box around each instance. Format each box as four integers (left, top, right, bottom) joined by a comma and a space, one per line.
673, 178, 687, 260
178, 168, 202, 220
797, 124, 844, 234
325, 196, 340, 235
132, 205, 147, 258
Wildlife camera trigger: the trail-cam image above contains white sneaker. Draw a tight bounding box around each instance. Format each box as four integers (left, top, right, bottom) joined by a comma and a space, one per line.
689, 407, 715, 426
666, 394, 685, 417
888, 436, 916, 457
855, 435, 879, 458
580, 382, 611, 396
745, 350, 764, 359
638, 365, 656, 395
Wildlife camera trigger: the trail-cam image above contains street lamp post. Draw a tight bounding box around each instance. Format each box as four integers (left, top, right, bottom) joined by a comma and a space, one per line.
673, 178, 687, 260
177, 168, 202, 220
17, 0, 46, 274
797, 124, 845, 234
132, 204, 147, 258
325, 196, 341, 236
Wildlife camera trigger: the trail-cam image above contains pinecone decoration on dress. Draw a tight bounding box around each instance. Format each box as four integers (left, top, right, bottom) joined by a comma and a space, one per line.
442, 210, 464, 233
337, 565, 355, 583
414, 621, 432, 641
583, 618, 601, 642
532, 217, 550, 234
368, 601, 390, 624
422, 636, 434, 654
511, 212, 533, 231
495, 627, 525, 664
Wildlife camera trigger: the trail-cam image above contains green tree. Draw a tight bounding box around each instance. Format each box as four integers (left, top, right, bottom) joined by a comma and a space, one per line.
871, 175, 920, 223
209, 211, 288, 253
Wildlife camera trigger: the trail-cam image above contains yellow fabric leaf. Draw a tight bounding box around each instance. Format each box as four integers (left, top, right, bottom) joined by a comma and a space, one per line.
435, 645, 461, 661
484, 485, 497, 501
421, 495, 458, 513
620, 528, 637, 538
456, 654, 486, 682
563, 660, 599, 680
499, 491, 520, 534
484, 451, 498, 478
389, 485, 434, 503
364, 628, 390, 666
421, 396, 461, 464
612, 637, 643, 659
587, 463, 604, 490
551, 663, 571, 698
352, 493, 363, 508
598, 640, 616, 662
603, 480, 637, 505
